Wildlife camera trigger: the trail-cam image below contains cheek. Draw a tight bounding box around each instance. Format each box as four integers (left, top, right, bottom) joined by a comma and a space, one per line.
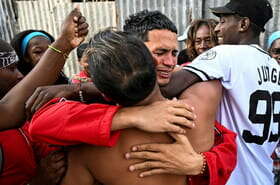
272, 54, 280, 59
32, 55, 42, 65
220, 25, 230, 34
152, 56, 160, 66
195, 44, 200, 50
0, 74, 15, 89
173, 57, 177, 66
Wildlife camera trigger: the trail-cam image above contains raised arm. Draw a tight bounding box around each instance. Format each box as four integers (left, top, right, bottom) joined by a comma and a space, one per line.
0, 8, 88, 130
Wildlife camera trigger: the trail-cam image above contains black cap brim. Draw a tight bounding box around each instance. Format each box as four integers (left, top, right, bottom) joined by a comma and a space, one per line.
210, 6, 235, 17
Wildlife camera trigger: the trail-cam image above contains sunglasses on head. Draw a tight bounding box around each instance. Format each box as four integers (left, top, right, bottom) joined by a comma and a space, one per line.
271, 48, 280, 55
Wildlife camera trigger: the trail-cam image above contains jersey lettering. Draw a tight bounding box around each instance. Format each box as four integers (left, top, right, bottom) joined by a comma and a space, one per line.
242, 90, 280, 144
257, 66, 280, 85
270, 92, 280, 142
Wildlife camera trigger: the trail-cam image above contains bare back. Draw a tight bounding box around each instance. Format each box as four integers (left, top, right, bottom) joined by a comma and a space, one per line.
62, 128, 187, 185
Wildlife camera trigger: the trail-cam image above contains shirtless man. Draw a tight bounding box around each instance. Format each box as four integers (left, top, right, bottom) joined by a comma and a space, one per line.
61, 29, 188, 185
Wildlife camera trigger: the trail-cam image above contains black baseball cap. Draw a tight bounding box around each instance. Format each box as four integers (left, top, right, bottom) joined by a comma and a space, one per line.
210, 0, 273, 32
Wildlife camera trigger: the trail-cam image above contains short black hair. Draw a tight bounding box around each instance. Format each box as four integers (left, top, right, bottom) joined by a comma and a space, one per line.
87, 29, 156, 106
123, 10, 177, 42
77, 43, 89, 60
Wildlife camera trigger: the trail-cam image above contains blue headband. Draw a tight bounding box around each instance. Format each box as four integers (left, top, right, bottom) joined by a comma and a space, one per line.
21, 32, 51, 56
268, 31, 280, 49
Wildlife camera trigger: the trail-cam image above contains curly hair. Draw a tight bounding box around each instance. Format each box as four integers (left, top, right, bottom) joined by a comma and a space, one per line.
186, 19, 218, 61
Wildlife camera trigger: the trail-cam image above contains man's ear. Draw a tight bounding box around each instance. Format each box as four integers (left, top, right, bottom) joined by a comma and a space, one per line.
239, 17, 250, 32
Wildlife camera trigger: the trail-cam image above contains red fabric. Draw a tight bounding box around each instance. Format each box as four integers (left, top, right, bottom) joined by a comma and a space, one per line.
0, 124, 57, 185
187, 122, 237, 185
71, 70, 92, 84
0, 129, 36, 185
22, 123, 58, 158
28, 98, 121, 147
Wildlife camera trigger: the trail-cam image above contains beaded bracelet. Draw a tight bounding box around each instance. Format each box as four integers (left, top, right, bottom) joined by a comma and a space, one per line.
79, 89, 85, 103
77, 83, 85, 103
199, 153, 207, 175
48, 45, 69, 59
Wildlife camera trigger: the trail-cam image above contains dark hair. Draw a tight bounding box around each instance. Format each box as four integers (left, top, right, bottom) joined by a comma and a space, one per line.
186, 19, 218, 61
123, 10, 177, 42
177, 49, 190, 65
76, 43, 88, 60
87, 29, 156, 106
10, 29, 68, 84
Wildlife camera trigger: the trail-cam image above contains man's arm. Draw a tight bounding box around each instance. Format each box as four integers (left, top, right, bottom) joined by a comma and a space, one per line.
0, 8, 88, 130
28, 98, 196, 146
125, 80, 222, 175
125, 81, 238, 185
25, 82, 105, 117
178, 80, 222, 152
161, 70, 202, 98
124, 122, 237, 184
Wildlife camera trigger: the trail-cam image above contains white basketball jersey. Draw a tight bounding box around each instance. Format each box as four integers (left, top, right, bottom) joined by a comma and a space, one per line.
184, 45, 280, 185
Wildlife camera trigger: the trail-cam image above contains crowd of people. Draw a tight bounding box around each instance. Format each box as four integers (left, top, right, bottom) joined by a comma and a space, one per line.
0, 0, 279, 184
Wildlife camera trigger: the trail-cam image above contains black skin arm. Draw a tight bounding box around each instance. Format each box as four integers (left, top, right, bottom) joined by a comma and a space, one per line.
26, 69, 202, 114
160, 69, 202, 98
25, 82, 107, 117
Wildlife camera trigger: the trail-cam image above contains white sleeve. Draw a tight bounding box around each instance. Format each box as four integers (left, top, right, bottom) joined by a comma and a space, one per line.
183, 46, 233, 83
